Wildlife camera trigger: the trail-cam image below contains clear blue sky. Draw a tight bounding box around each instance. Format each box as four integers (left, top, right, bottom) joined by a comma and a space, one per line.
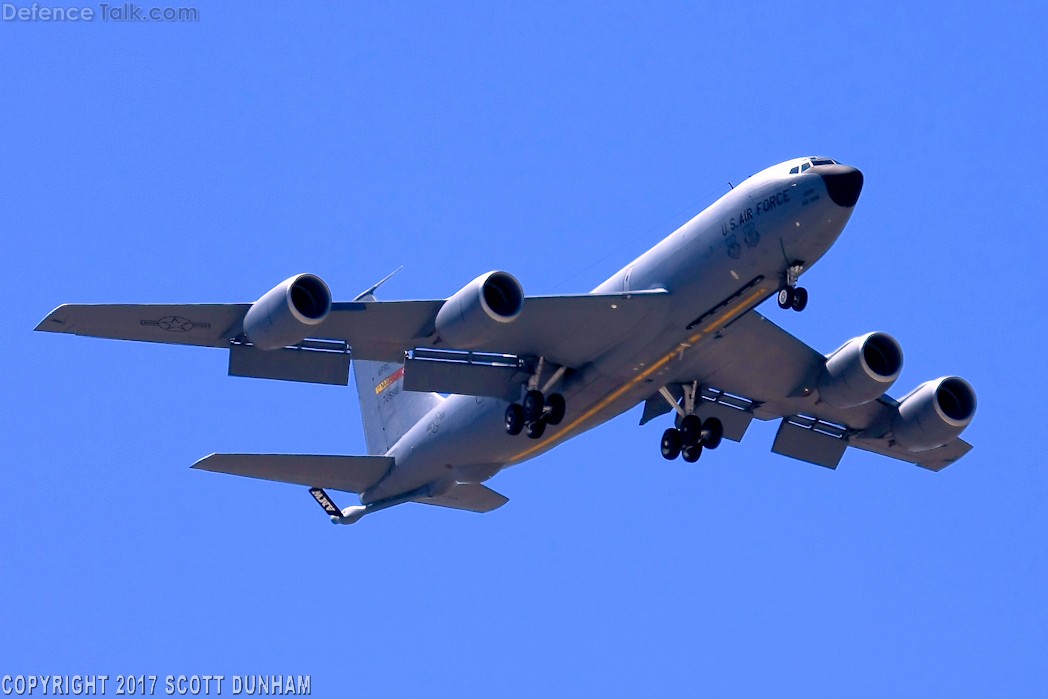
3, 2, 1046, 696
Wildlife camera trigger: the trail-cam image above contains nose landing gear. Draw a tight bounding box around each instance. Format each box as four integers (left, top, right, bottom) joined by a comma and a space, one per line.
778, 262, 808, 312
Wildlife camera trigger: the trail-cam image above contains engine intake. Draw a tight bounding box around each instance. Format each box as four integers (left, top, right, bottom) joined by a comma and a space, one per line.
243, 273, 332, 350
892, 376, 977, 451
435, 271, 524, 348
818, 332, 903, 408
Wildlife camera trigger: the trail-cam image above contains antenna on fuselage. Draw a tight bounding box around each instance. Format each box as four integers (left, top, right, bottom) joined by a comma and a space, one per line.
727, 181, 734, 190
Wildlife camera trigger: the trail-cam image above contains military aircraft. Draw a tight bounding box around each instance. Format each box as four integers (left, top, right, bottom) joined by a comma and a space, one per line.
36, 157, 976, 525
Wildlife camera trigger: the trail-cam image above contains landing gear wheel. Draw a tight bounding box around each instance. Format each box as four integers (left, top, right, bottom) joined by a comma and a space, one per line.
681, 443, 703, 463
777, 287, 795, 310
701, 417, 723, 449
522, 390, 545, 422
660, 428, 682, 460
504, 403, 524, 436
791, 286, 808, 312
546, 393, 566, 425
680, 414, 703, 447
525, 419, 546, 439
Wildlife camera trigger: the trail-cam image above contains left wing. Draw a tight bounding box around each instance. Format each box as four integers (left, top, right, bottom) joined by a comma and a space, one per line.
666, 310, 972, 471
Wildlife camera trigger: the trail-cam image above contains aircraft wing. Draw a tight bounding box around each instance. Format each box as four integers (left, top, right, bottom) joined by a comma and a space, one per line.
35, 303, 251, 348
36, 290, 670, 370
672, 310, 971, 471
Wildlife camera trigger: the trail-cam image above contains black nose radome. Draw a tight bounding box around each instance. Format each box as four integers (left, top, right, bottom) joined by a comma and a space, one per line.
819, 165, 864, 208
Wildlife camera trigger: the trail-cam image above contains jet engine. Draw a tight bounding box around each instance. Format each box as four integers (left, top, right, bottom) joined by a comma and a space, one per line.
242, 274, 332, 350
892, 376, 977, 451
818, 332, 903, 408
435, 271, 524, 348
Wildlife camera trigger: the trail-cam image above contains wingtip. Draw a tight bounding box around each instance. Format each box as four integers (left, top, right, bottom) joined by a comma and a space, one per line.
189, 453, 219, 470
35, 305, 70, 332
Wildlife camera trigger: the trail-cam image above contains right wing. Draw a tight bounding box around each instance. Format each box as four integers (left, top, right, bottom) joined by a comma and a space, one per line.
36, 303, 250, 348
36, 289, 672, 369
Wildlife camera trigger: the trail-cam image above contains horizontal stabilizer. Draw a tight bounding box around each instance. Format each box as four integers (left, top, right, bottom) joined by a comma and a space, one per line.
192, 453, 393, 493
413, 482, 509, 513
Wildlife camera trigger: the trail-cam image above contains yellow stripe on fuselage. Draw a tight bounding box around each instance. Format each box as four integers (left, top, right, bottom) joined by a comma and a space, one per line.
508, 287, 770, 463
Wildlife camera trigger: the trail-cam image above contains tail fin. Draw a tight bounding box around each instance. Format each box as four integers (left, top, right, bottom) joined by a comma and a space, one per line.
351, 286, 444, 455
353, 358, 444, 455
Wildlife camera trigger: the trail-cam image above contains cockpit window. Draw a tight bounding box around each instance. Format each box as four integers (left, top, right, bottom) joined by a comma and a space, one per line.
791, 157, 837, 175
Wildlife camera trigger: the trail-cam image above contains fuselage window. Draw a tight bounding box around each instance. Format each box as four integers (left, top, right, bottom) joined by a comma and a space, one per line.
790, 166, 799, 174
800, 162, 811, 172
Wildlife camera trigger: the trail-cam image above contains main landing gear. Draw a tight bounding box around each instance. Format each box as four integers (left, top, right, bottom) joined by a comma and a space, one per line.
505, 389, 566, 439
777, 262, 808, 312
660, 415, 723, 463
505, 358, 568, 440
656, 382, 724, 463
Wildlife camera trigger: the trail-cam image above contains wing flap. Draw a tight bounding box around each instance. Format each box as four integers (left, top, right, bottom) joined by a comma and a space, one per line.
192, 453, 393, 493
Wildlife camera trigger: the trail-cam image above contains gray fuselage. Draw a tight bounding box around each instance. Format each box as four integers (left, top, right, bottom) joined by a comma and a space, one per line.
364, 158, 859, 504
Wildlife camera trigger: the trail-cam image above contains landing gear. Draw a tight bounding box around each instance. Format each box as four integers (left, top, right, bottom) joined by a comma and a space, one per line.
778, 262, 808, 312
659, 417, 723, 462
660, 428, 682, 460
525, 420, 547, 439
505, 389, 567, 439
504, 403, 524, 436
546, 393, 566, 426
680, 414, 703, 447
681, 443, 703, 463
522, 389, 545, 422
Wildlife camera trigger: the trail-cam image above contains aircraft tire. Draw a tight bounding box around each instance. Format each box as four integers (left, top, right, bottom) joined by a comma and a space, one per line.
525, 419, 546, 439
523, 389, 545, 422
680, 414, 703, 447
661, 428, 682, 460
546, 393, 566, 425
701, 417, 724, 449
682, 443, 703, 463
505, 403, 524, 436
777, 287, 795, 309
791, 287, 808, 312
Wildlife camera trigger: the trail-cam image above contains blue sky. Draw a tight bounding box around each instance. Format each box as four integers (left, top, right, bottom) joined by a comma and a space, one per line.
2, 2, 1046, 696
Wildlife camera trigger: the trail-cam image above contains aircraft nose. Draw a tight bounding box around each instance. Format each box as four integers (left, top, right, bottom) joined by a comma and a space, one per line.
819, 165, 864, 208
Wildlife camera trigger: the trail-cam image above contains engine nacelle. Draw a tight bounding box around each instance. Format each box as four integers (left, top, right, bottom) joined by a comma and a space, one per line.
892, 376, 977, 451
817, 332, 903, 408
242, 273, 332, 351
435, 271, 524, 348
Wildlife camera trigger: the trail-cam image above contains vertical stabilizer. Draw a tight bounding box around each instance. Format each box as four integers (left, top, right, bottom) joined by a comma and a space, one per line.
351, 292, 444, 455
353, 358, 444, 455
